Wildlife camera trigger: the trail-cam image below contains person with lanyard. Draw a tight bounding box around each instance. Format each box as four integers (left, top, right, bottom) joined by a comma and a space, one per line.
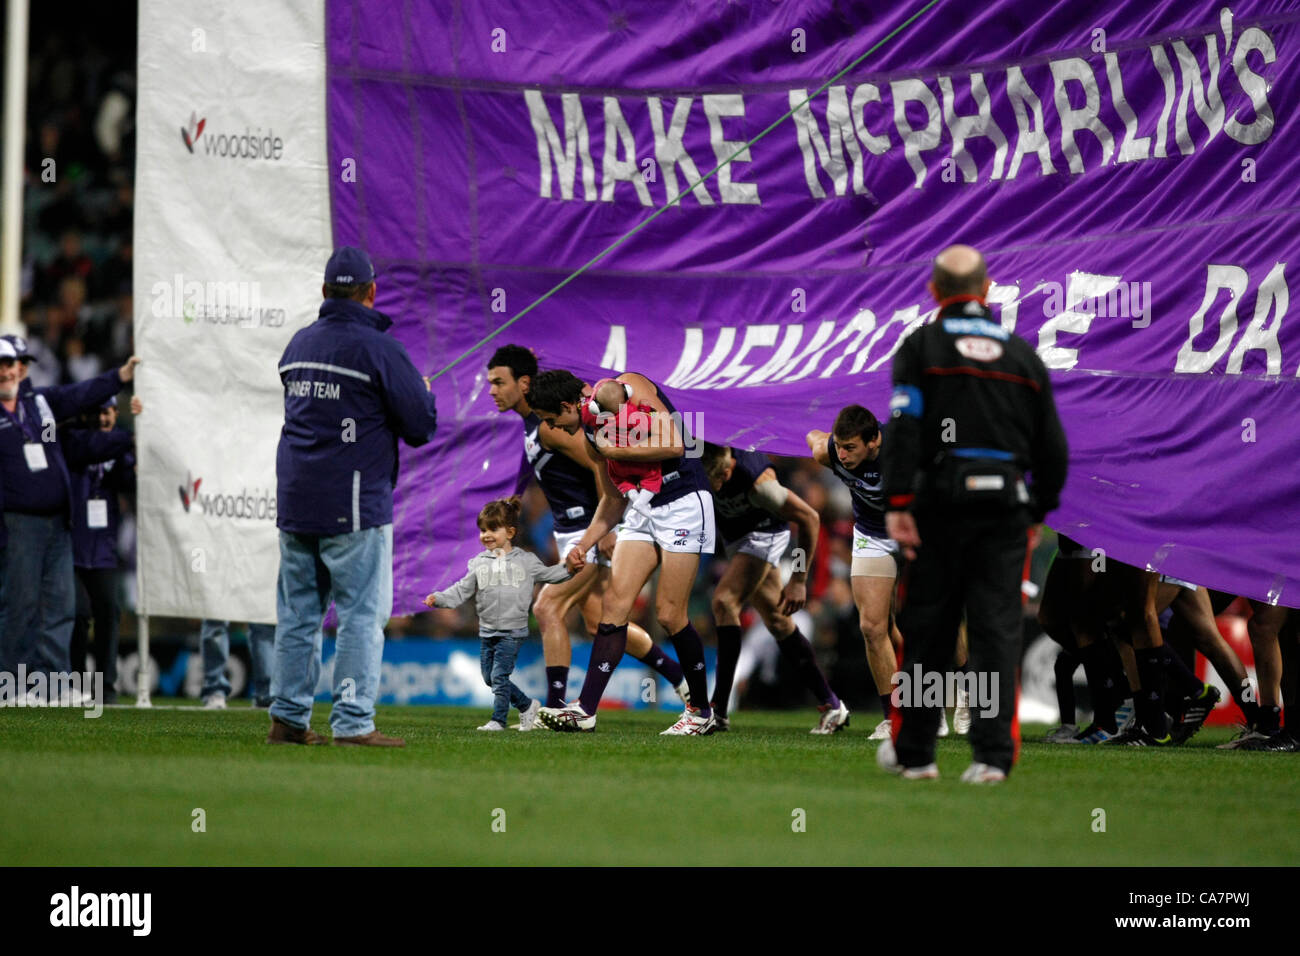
67, 394, 142, 705
877, 244, 1068, 783
0, 336, 140, 686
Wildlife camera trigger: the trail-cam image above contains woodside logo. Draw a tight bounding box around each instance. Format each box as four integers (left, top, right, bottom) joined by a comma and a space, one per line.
49, 886, 151, 936
180, 111, 205, 152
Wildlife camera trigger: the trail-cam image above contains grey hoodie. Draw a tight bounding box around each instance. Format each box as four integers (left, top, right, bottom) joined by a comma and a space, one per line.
432, 548, 573, 632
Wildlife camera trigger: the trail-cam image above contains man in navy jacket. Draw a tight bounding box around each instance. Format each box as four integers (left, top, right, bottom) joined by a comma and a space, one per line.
0, 336, 138, 682
269, 246, 438, 746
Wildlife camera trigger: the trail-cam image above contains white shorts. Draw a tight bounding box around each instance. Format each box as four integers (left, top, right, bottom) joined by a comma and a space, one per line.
1159, 573, 1197, 591
618, 490, 716, 554
852, 528, 899, 560
554, 528, 610, 569
724, 528, 791, 567
851, 527, 899, 578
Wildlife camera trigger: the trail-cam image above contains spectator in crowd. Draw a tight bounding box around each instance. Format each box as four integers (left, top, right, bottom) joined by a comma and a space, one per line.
67, 394, 140, 704
0, 337, 138, 689
199, 620, 275, 709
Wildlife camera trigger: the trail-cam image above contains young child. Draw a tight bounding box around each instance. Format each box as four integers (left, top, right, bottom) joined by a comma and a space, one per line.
424, 496, 573, 731
580, 378, 661, 516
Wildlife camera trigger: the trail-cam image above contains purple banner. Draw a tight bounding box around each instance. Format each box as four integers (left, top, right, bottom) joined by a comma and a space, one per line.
326, 1, 1300, 609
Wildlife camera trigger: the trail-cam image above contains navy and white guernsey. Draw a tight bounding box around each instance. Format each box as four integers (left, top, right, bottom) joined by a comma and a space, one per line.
523, 411, 597, 533
826, 436, 887, 537
582, 379, 709, 508
714, 449, 785, 544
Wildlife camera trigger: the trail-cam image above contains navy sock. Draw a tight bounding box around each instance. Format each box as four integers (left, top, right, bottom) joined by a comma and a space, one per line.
545, 666, 568, 708
711, 625, 742, 716
578, 623, 627, 716
776, 628, 835, 707
1078, 643, 1118, 733
1054, 649, 1079, 724
668, 623, 711, 719
1160, 645, 1204, 699
1134, 647, 1169, 737
879, 693, 893, 719
635, 641, 684, 687
1258, 705, 1281, 735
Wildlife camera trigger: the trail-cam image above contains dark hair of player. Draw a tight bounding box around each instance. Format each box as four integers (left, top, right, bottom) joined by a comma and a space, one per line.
323, 280, 374, 302
832, 404, 880, 443
477, 496, 522, 534
527, 369, 585, 414
487, 344, 538, 383
701, 442, 731, 481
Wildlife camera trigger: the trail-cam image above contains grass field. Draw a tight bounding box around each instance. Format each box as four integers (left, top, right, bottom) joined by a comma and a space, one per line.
2, 702, 1295, 866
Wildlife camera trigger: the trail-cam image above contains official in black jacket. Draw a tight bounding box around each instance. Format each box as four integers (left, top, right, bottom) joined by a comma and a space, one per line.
879, 245, 1068, 783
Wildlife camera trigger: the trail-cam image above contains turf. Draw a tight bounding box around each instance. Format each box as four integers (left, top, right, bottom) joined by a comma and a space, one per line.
1, 703, 1294, 866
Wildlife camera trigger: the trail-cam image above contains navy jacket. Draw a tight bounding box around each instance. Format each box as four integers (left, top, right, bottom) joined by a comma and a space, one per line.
66, 427, 135, 569
275, 298, 438, 535
0, 370, 122, 548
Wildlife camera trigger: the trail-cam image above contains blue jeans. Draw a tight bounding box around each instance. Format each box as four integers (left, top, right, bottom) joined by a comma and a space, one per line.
480, 629, 531, 725
0, 513, 75, 676
270, 524, 392, 738
201, 620, 276, 700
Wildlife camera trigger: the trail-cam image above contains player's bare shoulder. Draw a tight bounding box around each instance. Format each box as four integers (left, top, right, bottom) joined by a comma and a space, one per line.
616, 372, 666, 412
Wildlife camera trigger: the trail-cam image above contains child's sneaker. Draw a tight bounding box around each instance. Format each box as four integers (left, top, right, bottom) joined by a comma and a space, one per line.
517, 699, 541, 732
477, 720, 506, 731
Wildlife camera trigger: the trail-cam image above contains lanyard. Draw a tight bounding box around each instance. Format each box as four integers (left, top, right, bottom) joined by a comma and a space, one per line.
3, 400, 41, 443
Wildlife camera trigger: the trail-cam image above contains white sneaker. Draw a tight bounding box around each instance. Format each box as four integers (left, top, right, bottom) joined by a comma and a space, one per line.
868, 718, 892, 740
938, 710, 950, 737
517, 699, 541, 732
477, 719, 506, 731
811, 700, 851, 735
660, 707, 716, 736
1114, 699, 1136, 732
1217, 726, 1268, 749
537, 702, 596, 732
1045, 723, 1079, 743
960, 762, 1007, 784
876, 737, 939, 779
674, 680, 691, 707
202, 693, 227, 710
954, 688, 972, 735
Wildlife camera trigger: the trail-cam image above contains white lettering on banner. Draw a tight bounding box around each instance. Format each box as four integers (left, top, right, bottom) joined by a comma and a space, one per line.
526, 12, 1276, 201
1177, 262, 1290, 375
649, 263, 1292, 382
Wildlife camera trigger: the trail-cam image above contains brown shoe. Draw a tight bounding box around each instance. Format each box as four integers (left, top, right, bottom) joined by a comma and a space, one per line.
333, 729, 406, 747
267, 716, 330, 746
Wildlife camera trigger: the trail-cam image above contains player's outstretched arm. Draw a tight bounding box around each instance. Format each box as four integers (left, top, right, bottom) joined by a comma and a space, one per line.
805, 429, 831, 466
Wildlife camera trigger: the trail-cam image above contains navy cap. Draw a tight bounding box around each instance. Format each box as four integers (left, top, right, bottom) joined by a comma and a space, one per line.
324, 246, 375, 286
1, 334, 34, 362
0, 338, 16, 361
101, 395, 118, 410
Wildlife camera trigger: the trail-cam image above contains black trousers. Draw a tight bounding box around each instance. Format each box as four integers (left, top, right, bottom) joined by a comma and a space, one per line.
896, 506, 1029, 773
70, 566, 120, 692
